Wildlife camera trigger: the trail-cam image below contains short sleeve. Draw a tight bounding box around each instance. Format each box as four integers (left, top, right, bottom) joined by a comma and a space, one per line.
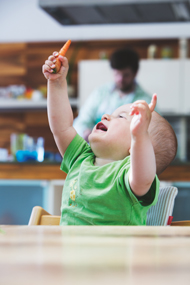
124, 171, 160, 207
60, 134, 91, 174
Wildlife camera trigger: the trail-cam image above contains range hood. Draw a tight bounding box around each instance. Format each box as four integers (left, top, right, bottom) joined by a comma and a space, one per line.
39, 0, 190, 25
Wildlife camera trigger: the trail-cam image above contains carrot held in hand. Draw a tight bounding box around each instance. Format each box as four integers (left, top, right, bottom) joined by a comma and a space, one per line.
53, 39, 71, 74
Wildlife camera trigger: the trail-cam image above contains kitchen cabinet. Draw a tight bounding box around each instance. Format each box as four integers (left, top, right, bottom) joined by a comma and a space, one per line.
78, 60, 113, 107
0, 179, 48, 225
137, 59, 182, 114
0, 178, 65, 224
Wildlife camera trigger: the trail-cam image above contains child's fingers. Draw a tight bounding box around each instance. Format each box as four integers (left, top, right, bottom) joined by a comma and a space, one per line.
42, 64, 53, 74
129, 103, 146, 116
42, 53, 68, 77
149, 94, 157, 112
58, 56, 69, 70
45, 59, 55, 68
130, 94, 157, 116
58, 55, 68, 64
130, 100, 148, 111
48, 55, 57, 62
43, 60, 55, 73
53, 51, 59, 57
129, 108, 139, 116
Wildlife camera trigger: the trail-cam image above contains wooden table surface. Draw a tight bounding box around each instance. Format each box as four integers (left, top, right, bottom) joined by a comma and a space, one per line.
1, 225, 190, 285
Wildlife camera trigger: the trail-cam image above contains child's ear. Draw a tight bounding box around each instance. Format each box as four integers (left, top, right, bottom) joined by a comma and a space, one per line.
129, 148, 131, 154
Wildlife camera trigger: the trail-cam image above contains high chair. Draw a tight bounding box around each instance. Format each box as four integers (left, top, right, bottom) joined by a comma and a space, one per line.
28, 206, 60, 225
28, 186, 189, 226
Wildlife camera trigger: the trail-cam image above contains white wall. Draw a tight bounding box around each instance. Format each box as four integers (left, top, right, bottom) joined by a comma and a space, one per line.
1, 0, 190, 43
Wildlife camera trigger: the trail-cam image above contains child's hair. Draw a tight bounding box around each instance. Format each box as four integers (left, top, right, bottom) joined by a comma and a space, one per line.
110, 48, 139, 73
149, 112, 178, 175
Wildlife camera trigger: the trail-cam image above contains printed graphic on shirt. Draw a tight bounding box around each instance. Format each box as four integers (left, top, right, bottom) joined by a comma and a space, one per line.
68, 179, 78, 207
70, 190, 75, 201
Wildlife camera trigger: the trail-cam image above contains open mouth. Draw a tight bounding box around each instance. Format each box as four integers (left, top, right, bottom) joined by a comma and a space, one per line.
96, 122, 108, 132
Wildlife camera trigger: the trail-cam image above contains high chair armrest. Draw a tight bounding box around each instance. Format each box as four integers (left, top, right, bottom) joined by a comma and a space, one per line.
28, 206, 51, 225
171, 220, 190, 226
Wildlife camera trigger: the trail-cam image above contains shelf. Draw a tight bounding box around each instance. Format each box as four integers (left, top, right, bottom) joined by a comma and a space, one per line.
0, 98, 79, 110
0, 162, 189, 181
0, 163, 67, 180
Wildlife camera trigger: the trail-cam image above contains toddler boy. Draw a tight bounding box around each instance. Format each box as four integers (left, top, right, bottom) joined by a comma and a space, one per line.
43, 52, 177, 225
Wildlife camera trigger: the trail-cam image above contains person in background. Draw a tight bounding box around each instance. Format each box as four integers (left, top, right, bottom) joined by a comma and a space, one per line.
42, 52, 177, 226
74, 48, 156, 141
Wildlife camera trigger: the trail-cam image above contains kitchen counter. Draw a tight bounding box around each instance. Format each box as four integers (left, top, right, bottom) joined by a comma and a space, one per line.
0, 162, 66, 180
0, 160, 190, 181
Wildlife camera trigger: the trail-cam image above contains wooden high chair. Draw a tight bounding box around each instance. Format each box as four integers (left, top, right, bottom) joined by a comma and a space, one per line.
28, 186, 190, 226
28, 206, 60, 225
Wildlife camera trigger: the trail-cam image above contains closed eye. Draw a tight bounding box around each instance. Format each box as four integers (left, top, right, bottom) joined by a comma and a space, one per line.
119, 115, 126, 119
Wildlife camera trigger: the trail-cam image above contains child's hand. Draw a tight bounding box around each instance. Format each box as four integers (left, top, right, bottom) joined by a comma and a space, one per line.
42, 52, 69, 80
129, 94, 157, 137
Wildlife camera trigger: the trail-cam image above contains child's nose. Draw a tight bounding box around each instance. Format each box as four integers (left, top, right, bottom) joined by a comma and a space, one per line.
101, 114, 111, 121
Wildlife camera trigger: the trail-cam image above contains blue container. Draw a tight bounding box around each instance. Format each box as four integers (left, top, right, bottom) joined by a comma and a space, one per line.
16, 150, 38, 162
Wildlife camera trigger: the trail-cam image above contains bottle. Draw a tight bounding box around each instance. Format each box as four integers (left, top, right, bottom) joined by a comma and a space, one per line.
36, 137, 44, 162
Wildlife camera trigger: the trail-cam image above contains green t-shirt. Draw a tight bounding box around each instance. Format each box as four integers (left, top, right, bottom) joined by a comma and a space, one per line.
60, 134, 160, 226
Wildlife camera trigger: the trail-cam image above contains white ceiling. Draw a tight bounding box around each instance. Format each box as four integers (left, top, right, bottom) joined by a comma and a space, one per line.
0, 0, 190, 43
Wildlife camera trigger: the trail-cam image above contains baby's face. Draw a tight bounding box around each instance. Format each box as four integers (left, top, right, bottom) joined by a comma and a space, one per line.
88, 104, 132, 160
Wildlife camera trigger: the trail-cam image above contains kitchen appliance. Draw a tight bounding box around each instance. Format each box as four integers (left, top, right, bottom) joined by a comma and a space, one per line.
39, 0, 190, 25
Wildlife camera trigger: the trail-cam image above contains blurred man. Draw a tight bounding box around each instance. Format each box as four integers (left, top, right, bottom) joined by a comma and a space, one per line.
74, 48, 154, 141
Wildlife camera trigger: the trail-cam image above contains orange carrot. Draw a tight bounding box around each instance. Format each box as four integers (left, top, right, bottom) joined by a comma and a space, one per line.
52, 39, 71, 74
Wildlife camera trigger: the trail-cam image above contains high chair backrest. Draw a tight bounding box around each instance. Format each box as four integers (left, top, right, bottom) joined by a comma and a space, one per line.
147, 186, 178, 226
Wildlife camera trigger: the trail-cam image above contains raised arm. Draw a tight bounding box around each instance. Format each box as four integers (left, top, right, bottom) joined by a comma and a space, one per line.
129, 94, 157, 197
42, 52, 77, 157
